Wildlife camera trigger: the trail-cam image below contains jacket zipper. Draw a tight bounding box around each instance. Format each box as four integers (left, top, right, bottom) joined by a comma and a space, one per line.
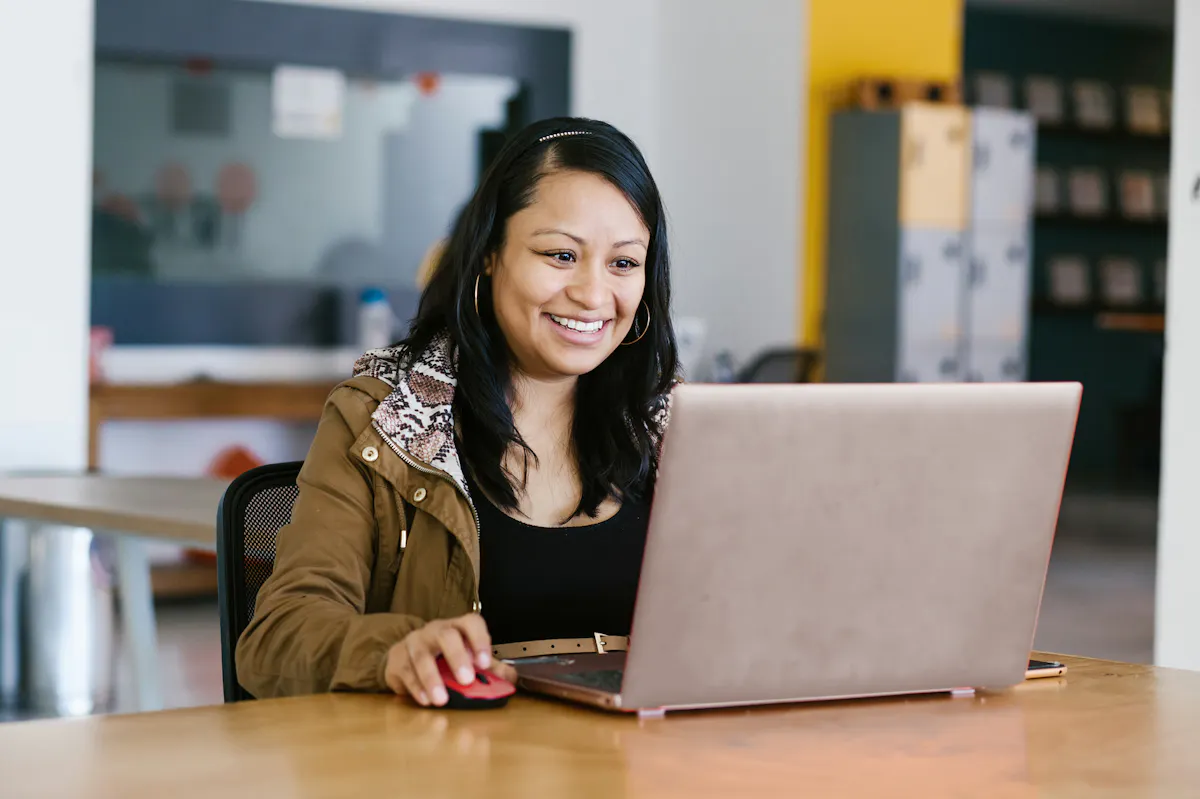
371, 421, 483, 607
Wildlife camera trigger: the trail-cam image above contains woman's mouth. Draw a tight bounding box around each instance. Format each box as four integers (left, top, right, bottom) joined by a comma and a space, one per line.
547, 313, 607, 334
545, 313, 609, 343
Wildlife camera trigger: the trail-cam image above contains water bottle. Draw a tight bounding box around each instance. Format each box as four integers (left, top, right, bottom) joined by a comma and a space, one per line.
358, 287, 395, 353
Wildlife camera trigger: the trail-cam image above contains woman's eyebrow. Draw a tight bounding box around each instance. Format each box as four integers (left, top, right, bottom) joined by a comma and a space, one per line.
532, 229, 647, 250
532, 228, 586, 245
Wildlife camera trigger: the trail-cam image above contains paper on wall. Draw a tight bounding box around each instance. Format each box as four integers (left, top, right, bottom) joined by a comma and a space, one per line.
272, 65, 345, 140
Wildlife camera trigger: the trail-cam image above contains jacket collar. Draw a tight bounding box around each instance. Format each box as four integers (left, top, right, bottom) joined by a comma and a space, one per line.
353, 332, 471, 500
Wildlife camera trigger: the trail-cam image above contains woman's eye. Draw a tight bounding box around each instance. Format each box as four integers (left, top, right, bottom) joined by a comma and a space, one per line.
613, 258, 640, 271
546, 251, 575, 264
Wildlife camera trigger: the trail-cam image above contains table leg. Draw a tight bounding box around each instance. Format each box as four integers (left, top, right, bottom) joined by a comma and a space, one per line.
0, 519, 29, 709
116, 537, 162, 712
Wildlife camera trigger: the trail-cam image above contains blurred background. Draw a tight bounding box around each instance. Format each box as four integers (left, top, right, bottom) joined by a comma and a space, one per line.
2, 0, 1197, 719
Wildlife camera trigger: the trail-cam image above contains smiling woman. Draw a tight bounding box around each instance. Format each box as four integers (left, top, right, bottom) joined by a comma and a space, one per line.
235, 117, 680, 706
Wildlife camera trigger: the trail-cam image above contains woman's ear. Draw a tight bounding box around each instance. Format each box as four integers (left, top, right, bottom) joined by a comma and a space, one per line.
484, 252, 496, 278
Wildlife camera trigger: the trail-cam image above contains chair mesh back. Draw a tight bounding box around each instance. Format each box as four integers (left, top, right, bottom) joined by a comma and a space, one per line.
241, 484, 298, 624
747, 354, 805, 382
217, 461, 304, 702
738, 348, 820, 384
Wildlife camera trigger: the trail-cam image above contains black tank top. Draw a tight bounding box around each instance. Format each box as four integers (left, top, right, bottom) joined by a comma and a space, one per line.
469, 476, 651, 645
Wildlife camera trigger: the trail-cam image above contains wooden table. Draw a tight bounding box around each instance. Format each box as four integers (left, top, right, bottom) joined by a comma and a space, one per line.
0, 475, 228, 712
0, 476, 223, 546
88, 381, 333, 598
1, 654, 1197, 797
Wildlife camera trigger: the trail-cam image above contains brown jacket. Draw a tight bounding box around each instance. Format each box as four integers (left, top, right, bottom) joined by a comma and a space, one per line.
235, 334, 670, 698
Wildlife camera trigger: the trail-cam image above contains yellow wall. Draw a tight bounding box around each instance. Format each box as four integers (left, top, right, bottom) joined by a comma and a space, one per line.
802, 0, 964, 349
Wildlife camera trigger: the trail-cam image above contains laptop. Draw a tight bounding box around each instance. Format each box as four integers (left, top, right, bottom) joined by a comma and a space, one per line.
515, 381, 1081, 713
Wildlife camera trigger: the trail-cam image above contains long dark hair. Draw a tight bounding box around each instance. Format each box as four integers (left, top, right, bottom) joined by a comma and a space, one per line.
402, 117, 678, 518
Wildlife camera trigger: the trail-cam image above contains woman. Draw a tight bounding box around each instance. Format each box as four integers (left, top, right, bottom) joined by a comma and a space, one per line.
236, 117, 678, 705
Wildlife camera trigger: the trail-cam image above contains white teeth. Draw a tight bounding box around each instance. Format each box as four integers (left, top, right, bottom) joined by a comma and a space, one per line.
550, 314, 604, 333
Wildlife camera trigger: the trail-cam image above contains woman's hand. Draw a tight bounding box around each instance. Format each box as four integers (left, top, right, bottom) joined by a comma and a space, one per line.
385, 614, 518, 706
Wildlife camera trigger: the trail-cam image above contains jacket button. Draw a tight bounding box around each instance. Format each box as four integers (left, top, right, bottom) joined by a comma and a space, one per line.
413, 487, 427, 503
361, 446, 379, 462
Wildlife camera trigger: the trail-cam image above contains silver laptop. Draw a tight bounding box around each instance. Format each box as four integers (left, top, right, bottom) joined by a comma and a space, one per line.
516, 381, 1081, 713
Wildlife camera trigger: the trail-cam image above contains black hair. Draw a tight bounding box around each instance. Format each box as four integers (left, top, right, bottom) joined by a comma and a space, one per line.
401, 116, 678, 519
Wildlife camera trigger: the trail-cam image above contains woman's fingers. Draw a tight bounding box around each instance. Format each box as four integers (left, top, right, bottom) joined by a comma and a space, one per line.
492, 660, 519, 684
452, 614, 494, 670
395, 656, 430, 706
385, 614, 499, 707
408, 634, 450, 706
436, 624, 477, 686
385, 641, 429, 705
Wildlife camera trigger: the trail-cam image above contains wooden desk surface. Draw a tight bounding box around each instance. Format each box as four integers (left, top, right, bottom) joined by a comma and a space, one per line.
1, 655, 1196, 797
0, 475, 226, 548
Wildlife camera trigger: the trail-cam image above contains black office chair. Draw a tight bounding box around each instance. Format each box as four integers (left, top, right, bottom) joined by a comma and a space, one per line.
736, 347, 821, 383
216, 461, 304, 703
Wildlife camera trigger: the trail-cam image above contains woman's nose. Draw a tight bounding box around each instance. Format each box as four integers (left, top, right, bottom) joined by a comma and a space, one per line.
566, 264, 608, 309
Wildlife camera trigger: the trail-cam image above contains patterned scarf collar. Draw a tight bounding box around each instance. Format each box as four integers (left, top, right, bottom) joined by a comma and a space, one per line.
353, 332, 468, 496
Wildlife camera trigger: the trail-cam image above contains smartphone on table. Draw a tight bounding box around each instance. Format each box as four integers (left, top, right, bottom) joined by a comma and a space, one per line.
1026, 658, 1067, 679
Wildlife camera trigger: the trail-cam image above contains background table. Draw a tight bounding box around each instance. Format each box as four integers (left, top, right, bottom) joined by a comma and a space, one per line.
1, 655, 1197, 797
0, 475, 227, 711
89, 380, 333, 597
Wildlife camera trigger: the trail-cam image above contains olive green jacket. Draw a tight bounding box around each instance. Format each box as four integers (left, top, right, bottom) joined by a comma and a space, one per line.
235, 334, 670, 698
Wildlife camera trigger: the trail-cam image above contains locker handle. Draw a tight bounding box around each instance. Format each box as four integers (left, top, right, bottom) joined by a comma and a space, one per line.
902, 256, 922, 284
969, 257, 987, 287
974, 143, 991, 171
904, 140, 925, 169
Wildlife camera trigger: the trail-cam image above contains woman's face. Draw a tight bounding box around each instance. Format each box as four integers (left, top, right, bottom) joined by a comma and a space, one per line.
488, 169, 649, 381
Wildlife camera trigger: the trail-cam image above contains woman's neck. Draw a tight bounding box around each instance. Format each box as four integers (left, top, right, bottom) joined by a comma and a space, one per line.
506, 371, 602, 524
510, 371, 576, 433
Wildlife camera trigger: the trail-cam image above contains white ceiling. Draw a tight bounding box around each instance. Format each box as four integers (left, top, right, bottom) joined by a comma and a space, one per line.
967, 0, 1174, 27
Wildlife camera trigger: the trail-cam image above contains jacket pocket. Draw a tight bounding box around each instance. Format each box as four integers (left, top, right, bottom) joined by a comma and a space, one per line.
365, 476, 405, 613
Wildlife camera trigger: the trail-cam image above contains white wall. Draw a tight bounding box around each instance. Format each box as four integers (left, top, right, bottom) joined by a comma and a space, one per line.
0, 2, 93, 471
655, 0, 804, 367
1156, 0, 1200, 670
251, 0, 807, 368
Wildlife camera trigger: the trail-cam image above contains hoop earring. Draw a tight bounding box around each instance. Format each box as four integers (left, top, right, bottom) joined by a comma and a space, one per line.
622, 302, 651, 346
474, 274, 482, 317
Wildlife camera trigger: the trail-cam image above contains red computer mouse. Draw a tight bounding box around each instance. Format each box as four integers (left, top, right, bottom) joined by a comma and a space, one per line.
435, 656, 516, 709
